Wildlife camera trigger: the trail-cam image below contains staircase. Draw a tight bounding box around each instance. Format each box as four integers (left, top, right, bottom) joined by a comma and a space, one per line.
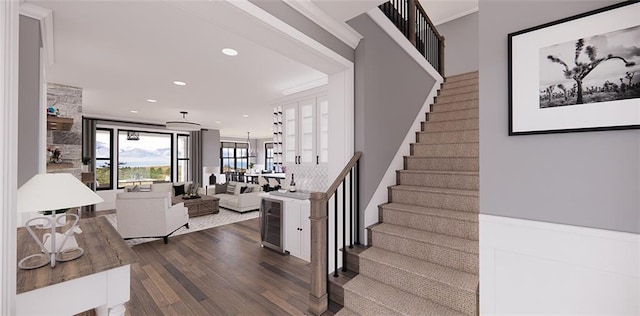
337, 71, 479, 316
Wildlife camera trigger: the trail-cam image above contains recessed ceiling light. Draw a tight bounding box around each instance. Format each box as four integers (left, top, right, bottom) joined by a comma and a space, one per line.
173, 81, 186, 86
222, 48, 238, 56
130, 110, 139, 114
242, 114, 249, 118
146, 99, 157, 103
215, 121, 222, 124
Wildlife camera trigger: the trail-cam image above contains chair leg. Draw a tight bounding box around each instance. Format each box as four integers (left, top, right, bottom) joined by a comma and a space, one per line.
163, 236, 169, 244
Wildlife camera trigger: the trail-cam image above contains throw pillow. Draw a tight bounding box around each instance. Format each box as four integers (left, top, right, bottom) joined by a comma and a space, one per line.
240, 186, 253, 194
215, 183, 227, 194
173, 184, 185, 196
226, 182, 236, 195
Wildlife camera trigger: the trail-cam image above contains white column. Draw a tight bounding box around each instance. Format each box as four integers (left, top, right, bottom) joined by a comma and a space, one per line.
0, 0, 20, 314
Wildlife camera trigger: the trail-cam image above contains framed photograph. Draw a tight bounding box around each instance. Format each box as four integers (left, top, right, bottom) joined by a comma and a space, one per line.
508, 1, 640, 135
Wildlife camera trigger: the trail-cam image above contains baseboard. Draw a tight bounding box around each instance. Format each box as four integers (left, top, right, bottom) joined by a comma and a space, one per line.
480, 214, 639, 315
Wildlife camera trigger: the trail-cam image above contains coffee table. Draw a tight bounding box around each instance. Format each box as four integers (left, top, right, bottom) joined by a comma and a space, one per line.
171, 195, 219, 217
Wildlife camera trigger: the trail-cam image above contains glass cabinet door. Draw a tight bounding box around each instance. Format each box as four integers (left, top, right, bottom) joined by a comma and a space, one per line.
283, 103, 297, 165
299, 98, 316, 164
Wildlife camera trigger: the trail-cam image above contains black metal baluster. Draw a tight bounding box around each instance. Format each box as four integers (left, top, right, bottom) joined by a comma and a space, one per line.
333, 191, 338, 277
355, 161, 360, 245
349, 169, 353, 249
341, 179, 346, 272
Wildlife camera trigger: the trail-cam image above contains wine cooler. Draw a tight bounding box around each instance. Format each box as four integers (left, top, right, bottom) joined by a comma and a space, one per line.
260, 197, 283, 253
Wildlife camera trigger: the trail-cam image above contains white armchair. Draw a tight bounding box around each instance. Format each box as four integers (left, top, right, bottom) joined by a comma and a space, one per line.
115, 191, 189, 244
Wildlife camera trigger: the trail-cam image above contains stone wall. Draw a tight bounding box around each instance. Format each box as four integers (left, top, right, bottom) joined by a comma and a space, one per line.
46, 83, 83, 179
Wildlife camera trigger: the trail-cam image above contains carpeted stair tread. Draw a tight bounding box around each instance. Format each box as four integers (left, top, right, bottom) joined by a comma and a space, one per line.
335, 307, 359, 316
396, 169, 479, 190
391, 185, 479, 197
422, 118, 478, 132
343, 275, 465, 316
411, 142, 478, 158
416, 129, 479, 144
370, 223, 478, 255
444, 71, 478, 82
360, 247, 478, 291
404, 156, 479, 172
381, 202, 478, 223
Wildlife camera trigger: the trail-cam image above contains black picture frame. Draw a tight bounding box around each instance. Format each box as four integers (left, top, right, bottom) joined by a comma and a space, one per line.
508, 0, 640, 136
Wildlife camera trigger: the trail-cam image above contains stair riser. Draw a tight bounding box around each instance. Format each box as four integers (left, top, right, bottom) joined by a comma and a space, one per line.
359, 258, 477, 315
371, 231, 478, 274
404, 157, 479, 172
416, 130, 479, 144
345, 251, 360, 274
411, 143, 479, 158
435, 91, 478, 104
397, 172, 479, 191
445, 72, 479, 83
427, 108, 478, 121
343, 290, 400, 315
329, 281, 345, 306
389, 188, 479, 213
442, 77, 478, 90
380, 207, 478, 240
438, 84, 478, 97
431, 99, 478, 112
422, 119, 478, 133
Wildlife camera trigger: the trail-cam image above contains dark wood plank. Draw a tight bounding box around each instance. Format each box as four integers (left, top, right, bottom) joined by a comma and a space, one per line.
121, 217, 335, 315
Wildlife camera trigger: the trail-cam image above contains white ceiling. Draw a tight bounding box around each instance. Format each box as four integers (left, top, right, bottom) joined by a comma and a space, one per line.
30, 0, 476, 138
30, 0, 328, 138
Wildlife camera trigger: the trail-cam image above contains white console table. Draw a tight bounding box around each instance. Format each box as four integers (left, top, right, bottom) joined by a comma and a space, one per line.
16, 217, 136, 316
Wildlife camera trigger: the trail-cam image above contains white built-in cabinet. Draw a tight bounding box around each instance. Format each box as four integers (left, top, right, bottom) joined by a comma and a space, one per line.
282, 95, 328, 167
283, 199, 311, 262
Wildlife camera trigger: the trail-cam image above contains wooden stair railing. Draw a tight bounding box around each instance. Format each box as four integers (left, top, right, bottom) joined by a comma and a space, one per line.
308, 151, 362, 315
379, 0, 445, 75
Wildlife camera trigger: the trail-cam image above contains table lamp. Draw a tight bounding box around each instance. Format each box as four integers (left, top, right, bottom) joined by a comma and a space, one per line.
17, 173, 104, 269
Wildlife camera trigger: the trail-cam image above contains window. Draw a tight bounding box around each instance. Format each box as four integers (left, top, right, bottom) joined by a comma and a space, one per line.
265, 142, 274, 171
95, 129, 113, 190
220, 142, 248, 173
118, 131, 172, 188
177, 134, 189, 183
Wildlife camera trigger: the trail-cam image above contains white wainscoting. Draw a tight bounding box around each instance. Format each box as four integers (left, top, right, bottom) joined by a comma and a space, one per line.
480, 214, 639, 315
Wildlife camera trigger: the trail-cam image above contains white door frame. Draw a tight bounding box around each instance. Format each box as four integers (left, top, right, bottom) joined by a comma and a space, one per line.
1, 0, 20, 314
1, 1, 355, 312
224, 0, 355, 183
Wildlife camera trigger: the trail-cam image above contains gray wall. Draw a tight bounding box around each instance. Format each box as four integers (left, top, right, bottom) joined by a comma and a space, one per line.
479, 0, 639, 233
202, 129, 221, 169
18, 16, 41, 187
348, 14, 438, 209
437, 12, 479, 77
249, 0, 354, 62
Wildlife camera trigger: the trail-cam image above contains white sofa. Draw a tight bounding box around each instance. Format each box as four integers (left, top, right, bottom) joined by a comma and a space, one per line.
214, 181, 263, 213
115, 191, 189, 244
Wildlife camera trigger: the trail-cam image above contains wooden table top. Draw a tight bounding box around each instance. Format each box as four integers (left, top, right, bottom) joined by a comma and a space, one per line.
171, 195, 219, 204
17, 216, 136, 294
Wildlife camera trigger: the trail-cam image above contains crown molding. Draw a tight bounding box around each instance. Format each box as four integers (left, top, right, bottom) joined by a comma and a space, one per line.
433, 7, 478, 26
283, 0, 362, 49
19, 3, 54, 66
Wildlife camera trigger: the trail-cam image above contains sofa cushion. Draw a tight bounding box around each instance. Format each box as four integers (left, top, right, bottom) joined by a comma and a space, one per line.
173, 184, 185, 196
226, 182, 236, 194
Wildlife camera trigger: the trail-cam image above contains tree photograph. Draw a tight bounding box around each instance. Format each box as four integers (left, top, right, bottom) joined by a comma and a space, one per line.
539, 24, 640, 108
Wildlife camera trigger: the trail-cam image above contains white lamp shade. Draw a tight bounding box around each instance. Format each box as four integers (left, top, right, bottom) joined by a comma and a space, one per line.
17, 173, 104, 213
165, 121, 201, 131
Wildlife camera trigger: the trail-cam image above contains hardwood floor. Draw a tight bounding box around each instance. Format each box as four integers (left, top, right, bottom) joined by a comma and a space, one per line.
107, 216, 338, 315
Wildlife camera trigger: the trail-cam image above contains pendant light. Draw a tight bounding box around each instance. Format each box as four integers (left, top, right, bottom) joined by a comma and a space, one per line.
166, 111, 201, 131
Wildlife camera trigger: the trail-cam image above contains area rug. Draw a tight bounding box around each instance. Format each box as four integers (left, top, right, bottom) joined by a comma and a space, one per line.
102, 209, 259, 247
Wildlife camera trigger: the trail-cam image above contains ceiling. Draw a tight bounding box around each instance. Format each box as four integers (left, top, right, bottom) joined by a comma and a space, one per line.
29, 0, 477, 138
